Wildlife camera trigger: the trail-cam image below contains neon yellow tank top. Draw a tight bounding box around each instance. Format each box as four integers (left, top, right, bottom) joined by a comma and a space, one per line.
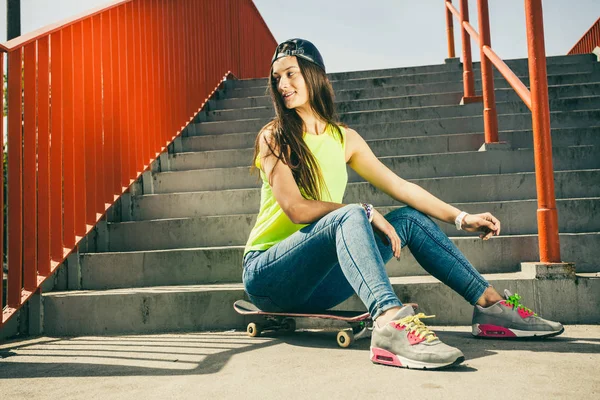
244, 125, 348, 255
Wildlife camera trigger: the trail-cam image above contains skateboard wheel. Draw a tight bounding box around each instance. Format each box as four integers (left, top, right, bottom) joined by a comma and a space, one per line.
281, 318, 296, 333
337, 330, 354, 348
247, 322, 261, 337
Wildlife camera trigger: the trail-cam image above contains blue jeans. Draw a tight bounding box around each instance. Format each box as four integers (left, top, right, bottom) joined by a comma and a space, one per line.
243, 204, 489, 320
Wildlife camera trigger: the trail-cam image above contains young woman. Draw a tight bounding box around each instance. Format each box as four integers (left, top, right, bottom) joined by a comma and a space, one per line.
242, 38, 563, 370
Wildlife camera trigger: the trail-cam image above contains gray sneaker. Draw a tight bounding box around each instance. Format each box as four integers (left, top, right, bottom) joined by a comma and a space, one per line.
370, 305, 465, 370
472, 289, 564, 338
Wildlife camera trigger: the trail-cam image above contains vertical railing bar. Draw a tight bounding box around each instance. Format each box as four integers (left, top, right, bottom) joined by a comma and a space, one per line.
445, 1, 456, 59
476, 0, 499, 144
175, 0, 183, 133
92, 15, 105, 217
168, 0, 176, 140
72, 22, 87, 238
189, 0, 196, 118
139, 0, 150, 166
177, 0, 184, 131
82, 19, 96, 227
184, 0, 191, 122
524, 0, 561, 263
153, 0, 163, 149
62, 26, 76, 249
459, 0, 476, 100
119, 4, 131, 187
181, 0, 188, 128
190, 0, 199, 112
50, 32, 64, 261
7, 48, 24, 307
160, 0, 169, 146
111, 7, 125, 194
198, 0, 205, 108
102, 11, 115, 204
143, 0, 155, 160
37, 37, 51, 277
127, 2, 138, 179
133, 0, 146, 171
23, 42, 38, 291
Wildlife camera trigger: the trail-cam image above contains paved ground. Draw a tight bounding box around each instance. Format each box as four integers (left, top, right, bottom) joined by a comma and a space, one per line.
0, 325, 598, 399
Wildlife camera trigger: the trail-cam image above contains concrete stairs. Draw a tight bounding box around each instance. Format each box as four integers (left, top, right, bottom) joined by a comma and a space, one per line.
41, 54, 600, 336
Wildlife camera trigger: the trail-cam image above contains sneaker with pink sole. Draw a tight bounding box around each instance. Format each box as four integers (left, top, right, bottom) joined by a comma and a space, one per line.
472, 289, 564, 338
370, 305, 464, 370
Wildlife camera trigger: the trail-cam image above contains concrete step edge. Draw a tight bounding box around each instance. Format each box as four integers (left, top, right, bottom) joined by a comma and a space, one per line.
135, 169, 600, 200
155, 145, 598, 176
230, 66, 600, 90
213, 85, 600, 112
176, 127, 600, 157
111, 198, 600, 226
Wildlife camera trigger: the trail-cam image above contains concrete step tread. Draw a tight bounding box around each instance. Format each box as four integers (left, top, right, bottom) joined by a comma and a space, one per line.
45, 283, 244, 297
45, 267, 596, 298
214, 84, 600, 112
118, 196, 600, 224
231, 67, 600, 91
226, 71, 600, 101
218, 81, 600, 103
174, 130, 600, 157
199, 97, 600, 125
82, 232, 600, 255
180, 126, 600, 152
140, 169, 600, 201
82, 245, 246, 256
156, 145, 598, 176
230, 54, 595, 85
189, 109, 600, 137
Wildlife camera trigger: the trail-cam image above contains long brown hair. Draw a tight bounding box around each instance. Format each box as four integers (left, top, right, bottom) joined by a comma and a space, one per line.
252, 56, 344, 201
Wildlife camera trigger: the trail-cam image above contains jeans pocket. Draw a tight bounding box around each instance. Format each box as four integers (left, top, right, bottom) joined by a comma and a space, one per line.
247, 292, 284, 313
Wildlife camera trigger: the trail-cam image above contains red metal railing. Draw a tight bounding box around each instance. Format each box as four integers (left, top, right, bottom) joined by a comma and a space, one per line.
444, 0, 561, 263
0, 0, 276, 327
568, 17, 600, 55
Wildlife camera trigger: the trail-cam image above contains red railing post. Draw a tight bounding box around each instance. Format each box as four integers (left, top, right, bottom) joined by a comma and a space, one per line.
445, 0, 456, 58
525, 0, 561, 263
459, 0, 476, 101
477, 0, 499, 143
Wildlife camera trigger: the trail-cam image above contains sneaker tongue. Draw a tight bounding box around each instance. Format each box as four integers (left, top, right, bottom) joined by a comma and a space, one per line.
503, 289, 514, 299
391, 305, 415, 320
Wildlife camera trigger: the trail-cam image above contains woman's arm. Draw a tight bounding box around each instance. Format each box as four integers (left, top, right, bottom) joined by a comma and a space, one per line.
345, 128, 500, 238
258, 128, 344, 224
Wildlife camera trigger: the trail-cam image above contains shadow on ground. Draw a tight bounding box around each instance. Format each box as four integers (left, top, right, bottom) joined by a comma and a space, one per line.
0, 328, 598, 379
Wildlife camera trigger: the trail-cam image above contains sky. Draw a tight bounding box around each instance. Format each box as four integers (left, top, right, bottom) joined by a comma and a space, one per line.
0, 0, 598, 73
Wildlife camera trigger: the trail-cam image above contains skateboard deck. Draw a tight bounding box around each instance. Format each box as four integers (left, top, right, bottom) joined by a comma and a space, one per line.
233, 299, 372, 348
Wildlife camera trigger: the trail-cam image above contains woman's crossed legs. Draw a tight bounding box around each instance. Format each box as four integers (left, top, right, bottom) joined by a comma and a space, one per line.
243, 204, 489, 320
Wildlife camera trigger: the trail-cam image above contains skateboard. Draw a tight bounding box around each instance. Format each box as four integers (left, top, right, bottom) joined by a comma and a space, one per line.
233, 299, 373, 348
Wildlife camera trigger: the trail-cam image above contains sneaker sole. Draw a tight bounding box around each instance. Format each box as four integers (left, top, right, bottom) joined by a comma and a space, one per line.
472, 323, 565, 338
370, 347, 465, 370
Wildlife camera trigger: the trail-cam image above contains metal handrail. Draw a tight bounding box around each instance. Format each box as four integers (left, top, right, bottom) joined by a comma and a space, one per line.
568, 17, 600, 55
444, 0, 561, 264
0, 0, 277, 327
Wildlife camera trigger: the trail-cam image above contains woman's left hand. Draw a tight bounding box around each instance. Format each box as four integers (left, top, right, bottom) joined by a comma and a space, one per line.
461, 212, 501, 240
371, 209, 402, 259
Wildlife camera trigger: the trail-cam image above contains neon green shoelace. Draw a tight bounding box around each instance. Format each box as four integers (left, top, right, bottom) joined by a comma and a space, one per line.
394, 313, 438, 343
505, 293, 536, 316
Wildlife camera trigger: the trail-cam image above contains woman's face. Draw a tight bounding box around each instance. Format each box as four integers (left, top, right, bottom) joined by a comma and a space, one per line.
272, 56, 309, 110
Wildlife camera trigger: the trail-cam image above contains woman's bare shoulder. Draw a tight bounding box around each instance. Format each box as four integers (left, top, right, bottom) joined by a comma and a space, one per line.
257, 122, 277, 146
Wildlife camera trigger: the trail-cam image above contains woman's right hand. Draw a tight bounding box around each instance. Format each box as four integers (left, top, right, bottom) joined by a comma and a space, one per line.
370, 209, 402, 260
461, 212, 501, 240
